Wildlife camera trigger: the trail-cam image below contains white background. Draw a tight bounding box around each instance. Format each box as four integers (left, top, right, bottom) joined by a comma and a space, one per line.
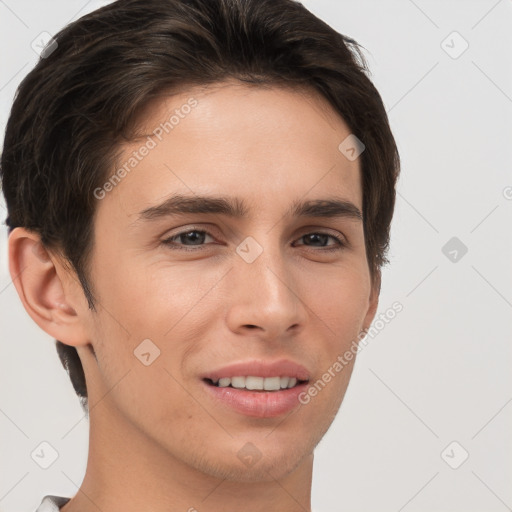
0, 1, 511, 511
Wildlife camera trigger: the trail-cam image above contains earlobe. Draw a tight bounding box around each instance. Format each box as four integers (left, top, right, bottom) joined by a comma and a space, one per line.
8, 227, 89, 347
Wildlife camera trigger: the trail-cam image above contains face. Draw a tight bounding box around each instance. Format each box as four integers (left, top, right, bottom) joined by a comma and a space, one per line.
79, 81, 379, 482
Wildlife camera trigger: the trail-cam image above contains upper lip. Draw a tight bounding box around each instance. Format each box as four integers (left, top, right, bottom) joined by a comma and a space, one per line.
202, 359, 311, 382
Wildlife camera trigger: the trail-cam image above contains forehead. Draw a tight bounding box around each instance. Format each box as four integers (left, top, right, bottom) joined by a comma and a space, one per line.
100, 81, 363, 222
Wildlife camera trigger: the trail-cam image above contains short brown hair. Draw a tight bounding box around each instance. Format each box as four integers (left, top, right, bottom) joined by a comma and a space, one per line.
1, 0, 400, 411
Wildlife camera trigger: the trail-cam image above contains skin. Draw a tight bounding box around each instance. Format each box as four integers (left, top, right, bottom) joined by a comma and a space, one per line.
9, 80, 379, 512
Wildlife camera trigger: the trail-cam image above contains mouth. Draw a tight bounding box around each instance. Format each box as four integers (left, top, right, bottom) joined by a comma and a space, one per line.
200, 359, 312, 417
201, 375, 311, 418
203, 376, 309, 391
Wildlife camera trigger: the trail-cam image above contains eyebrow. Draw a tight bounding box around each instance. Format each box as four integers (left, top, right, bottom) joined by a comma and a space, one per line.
137, 194, 363, 222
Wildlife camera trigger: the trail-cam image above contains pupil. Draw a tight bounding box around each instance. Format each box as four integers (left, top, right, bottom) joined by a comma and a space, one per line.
183, 231, 204, 245
305, 233, 327, 246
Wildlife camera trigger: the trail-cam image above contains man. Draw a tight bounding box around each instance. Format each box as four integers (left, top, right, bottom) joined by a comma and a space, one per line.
1, 0, 400, 510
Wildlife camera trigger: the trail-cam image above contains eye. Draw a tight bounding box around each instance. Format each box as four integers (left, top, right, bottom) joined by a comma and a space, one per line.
162, 228, 216, 252
161, 227, 347, 253
294, 232, 346, 252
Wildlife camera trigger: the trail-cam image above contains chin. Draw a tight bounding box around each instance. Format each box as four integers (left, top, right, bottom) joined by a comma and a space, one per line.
210, 452, 310, 483
181, 437, 313, 483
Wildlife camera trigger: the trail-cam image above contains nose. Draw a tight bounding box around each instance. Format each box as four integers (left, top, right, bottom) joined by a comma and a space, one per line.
225, 238, 308, 341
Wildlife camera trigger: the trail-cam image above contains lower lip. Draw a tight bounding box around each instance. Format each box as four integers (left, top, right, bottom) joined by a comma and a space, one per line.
202, 380, 309, 418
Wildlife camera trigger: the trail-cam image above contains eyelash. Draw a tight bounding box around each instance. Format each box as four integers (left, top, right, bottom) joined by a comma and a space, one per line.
161, 227, 347, 253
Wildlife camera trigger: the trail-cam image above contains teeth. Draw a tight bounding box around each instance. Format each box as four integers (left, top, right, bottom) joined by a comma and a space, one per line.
263, 376, 281, 391
245, 376, 264, 390
212, 376, 302, 390
218, 377, 231, 387
231, 376, 246, 389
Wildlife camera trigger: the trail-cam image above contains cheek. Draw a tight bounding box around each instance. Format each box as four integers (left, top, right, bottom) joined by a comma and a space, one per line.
303, 264, 371, 338
89, 260, 217, 393
93, 256, 197, 336
95, 352, 199, 442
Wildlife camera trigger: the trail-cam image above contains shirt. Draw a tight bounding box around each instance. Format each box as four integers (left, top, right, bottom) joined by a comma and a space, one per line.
34, 495, 71, 512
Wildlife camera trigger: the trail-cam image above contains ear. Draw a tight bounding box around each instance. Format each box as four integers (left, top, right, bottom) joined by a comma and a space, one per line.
361, 269, 381, 333
8, 227, 90, 347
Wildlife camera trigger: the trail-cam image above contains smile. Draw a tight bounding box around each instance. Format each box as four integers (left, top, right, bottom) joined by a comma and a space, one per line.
206, 375, 306, 391
202, 377, 310, 418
